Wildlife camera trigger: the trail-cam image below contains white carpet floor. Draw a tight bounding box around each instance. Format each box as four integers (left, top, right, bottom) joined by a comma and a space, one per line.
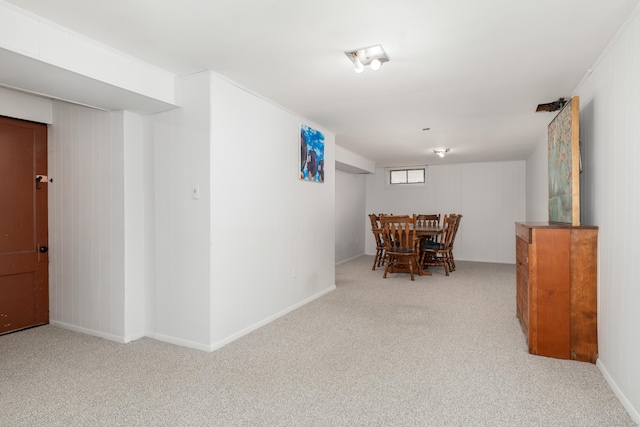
1, 256, 635, 426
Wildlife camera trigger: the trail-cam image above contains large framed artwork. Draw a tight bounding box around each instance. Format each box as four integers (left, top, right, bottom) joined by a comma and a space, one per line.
299, 124, 325, 183
548, 96, 580, 226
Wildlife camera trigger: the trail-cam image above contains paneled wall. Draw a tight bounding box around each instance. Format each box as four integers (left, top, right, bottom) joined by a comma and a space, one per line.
526, 8, 640, 422
48, 101, 126, 341
572, 8, 640, 421
365, 161, 525, 264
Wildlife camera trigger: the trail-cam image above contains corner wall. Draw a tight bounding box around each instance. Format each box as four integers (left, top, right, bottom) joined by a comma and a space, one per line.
144, 72, 336, 351
48, 101, 146, 342
144, 73, 212, 350
525, 133, 548, 222
335, 170, 366, 263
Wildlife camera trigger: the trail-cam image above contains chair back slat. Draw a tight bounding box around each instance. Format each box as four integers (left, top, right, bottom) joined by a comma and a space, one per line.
416, 214, 440, 228
379, 215, 417, 254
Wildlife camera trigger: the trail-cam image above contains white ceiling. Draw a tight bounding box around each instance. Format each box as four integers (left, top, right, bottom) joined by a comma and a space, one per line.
4, 0, 640, 166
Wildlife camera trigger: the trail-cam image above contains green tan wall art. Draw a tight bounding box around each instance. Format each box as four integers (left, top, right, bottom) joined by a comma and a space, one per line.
548, 96, 580, 226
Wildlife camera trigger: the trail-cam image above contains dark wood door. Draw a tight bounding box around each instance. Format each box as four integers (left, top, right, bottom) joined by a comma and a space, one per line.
0, 115, 48, 334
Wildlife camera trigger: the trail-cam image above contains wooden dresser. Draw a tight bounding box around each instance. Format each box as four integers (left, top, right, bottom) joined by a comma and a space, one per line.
515, 222, 598, 363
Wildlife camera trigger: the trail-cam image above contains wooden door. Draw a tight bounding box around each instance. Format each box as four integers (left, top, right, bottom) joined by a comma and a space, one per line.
0, 116, 49, 334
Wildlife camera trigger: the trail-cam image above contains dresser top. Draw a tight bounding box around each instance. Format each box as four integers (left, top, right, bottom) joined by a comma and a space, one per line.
516, 222, 599, 230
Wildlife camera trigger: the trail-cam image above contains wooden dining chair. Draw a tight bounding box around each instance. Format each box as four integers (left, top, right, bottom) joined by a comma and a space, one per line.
416, 214, 440, 227
379, 214, 422, 281
368, 214, 386, 270
416, 214, 441, 244
447, 214, 462, 272
420, 214, 457, 276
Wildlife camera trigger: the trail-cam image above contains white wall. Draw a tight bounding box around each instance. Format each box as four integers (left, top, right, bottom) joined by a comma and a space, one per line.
365, 162, 525, 264
335, 145, 376, 174
335, 170, 366, 263
143, 72, 337, 351
5, 67, 337, 355
525, 133, 548, 222
0, 86, 52, 124
144, 73, 212, 350
0, 1, 177, 107
526, 8, 640, 422
208, 74, 336, 349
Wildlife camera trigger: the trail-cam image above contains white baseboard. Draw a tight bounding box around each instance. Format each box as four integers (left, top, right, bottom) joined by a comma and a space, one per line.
51, 321, 215, 352
52, 286, 337, 354
144, 331, 212, 352
49, 320, 127, 344
336, 253, 365, 265
146, 286, 336, 353
597, 358, 640, 424
207, 285, 336, 352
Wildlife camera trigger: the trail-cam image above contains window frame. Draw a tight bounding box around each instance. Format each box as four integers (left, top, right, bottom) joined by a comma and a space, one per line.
384, 166, 428, 189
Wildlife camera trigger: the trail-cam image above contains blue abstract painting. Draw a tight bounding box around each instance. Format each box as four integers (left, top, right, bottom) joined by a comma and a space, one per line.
299, 124, 325, 183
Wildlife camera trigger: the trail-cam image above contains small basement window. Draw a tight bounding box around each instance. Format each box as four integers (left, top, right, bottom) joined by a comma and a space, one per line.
385, 167, 427, 189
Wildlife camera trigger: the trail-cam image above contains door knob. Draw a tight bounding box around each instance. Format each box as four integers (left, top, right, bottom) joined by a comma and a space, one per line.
39, 246, 48, 253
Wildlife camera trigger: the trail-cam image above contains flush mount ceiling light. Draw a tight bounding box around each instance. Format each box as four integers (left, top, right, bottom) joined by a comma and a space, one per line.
433, 148, 450, 158
344, 44, 390, 73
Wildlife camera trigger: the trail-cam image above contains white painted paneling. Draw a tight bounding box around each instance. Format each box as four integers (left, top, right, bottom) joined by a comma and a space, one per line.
335, 170, 366, 263
97, 108, 115, 335
579, 11, 640, 423
526, 9, 640, 422
365, 162, 525, 264
122, 111, 145, 341
48, 101, 136, 342
596, 12, 638, 421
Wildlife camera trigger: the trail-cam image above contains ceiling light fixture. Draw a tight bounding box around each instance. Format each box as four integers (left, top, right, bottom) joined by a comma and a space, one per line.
433, 148, 450, 158
354, 58, 364, 74
345, 44, 389, 73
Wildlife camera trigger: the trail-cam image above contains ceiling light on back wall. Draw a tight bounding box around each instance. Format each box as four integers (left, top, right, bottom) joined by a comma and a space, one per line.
345, 45, 389, 73
433, 148, 450, 158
